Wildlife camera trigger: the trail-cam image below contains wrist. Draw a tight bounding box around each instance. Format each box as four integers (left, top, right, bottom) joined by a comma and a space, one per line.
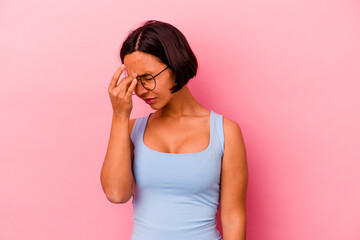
112, 113, 130, 123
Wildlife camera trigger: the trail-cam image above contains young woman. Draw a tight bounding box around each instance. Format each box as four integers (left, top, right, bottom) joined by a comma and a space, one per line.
100, 20, 248, 240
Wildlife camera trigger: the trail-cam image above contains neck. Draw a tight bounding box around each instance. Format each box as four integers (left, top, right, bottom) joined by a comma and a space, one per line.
156, 85, 205, 118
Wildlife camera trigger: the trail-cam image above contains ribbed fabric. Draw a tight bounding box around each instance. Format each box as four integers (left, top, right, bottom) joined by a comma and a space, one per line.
130, 110, 224, 240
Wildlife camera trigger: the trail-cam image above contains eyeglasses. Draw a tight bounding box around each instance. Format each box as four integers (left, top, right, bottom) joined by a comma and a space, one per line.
132, 66, 169, 95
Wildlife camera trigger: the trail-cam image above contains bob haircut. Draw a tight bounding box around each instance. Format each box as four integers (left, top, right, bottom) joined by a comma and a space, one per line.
120, 20, 198, 93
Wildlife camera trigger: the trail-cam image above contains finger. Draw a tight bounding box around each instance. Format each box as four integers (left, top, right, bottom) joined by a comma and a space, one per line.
126, 78, 138, 97
112, 75, 133, 96
118, 73, 137, 96
108, 64, 125, 91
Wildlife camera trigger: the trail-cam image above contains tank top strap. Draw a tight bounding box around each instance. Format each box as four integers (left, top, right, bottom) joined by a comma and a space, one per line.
130, 114, 150, 144
210, 110, 225, 156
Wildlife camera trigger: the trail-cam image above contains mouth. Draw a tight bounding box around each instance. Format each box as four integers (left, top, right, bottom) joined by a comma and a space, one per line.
143, 98, 156, 104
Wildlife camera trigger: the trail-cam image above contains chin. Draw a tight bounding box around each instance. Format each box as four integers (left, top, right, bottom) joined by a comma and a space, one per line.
146, 102, 159, 110
149, 105, 158, 110
150, 104, 162, 110
146, 97, 168, 110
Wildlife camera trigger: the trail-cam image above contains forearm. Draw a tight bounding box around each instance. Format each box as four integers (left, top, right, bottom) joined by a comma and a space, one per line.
221, 214, 246, 240
100, 114, 134, 203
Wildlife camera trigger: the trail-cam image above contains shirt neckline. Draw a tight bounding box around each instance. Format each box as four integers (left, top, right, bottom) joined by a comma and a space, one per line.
141, 110, 213, 155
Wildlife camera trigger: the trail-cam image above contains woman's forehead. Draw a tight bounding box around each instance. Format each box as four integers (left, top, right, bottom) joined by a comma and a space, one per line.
124, 51, 162, 75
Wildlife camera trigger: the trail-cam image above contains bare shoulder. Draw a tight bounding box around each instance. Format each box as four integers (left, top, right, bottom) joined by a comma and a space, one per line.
223, 116, 241, 130
221, 116, 247, 170
222, 116, 244, 144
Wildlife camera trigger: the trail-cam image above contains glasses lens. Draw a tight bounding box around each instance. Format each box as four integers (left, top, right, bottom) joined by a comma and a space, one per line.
138, 75, 155, 90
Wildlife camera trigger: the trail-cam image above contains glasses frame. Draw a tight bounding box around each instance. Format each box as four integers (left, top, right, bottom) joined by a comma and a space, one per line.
132, 66, 169, 95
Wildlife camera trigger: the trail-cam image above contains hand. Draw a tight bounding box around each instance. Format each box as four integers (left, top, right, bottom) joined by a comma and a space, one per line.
108, 64, 138, 117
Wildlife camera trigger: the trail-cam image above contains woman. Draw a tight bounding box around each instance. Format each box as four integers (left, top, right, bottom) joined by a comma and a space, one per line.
100, 20, 248, 240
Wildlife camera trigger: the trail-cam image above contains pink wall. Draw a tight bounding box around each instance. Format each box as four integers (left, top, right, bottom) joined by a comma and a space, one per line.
1, 0, 359, 239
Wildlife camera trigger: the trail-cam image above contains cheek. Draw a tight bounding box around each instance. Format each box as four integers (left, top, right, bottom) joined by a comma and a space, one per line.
153, 72, 176, 94
158, 77, 175, 90
166, 73, 177, 87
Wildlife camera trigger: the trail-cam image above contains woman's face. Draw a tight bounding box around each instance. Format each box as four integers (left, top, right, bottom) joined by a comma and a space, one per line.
124, 51, 176, 109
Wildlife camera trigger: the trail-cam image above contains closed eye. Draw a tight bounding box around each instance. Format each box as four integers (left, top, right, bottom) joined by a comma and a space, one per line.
138, 75, 153, 81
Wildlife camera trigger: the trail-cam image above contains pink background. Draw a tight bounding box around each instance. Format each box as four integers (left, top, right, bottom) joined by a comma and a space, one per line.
1, 0, 359, 239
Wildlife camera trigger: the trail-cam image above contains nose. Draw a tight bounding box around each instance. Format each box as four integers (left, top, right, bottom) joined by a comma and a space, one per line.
134, 80, 150, 95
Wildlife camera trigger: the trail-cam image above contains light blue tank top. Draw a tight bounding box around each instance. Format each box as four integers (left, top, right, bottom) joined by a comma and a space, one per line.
130, 110, 224, 240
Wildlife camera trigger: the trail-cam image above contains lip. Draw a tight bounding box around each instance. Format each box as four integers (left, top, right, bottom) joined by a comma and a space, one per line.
143, 98, 156, 104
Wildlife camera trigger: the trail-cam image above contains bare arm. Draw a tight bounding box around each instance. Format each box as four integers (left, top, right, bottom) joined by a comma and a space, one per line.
220, 117, 248, 240
100, 64, 138, 204
100, 116, 136, 203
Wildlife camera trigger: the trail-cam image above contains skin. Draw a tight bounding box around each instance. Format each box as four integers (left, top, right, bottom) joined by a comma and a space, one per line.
103, 50, 248, 240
